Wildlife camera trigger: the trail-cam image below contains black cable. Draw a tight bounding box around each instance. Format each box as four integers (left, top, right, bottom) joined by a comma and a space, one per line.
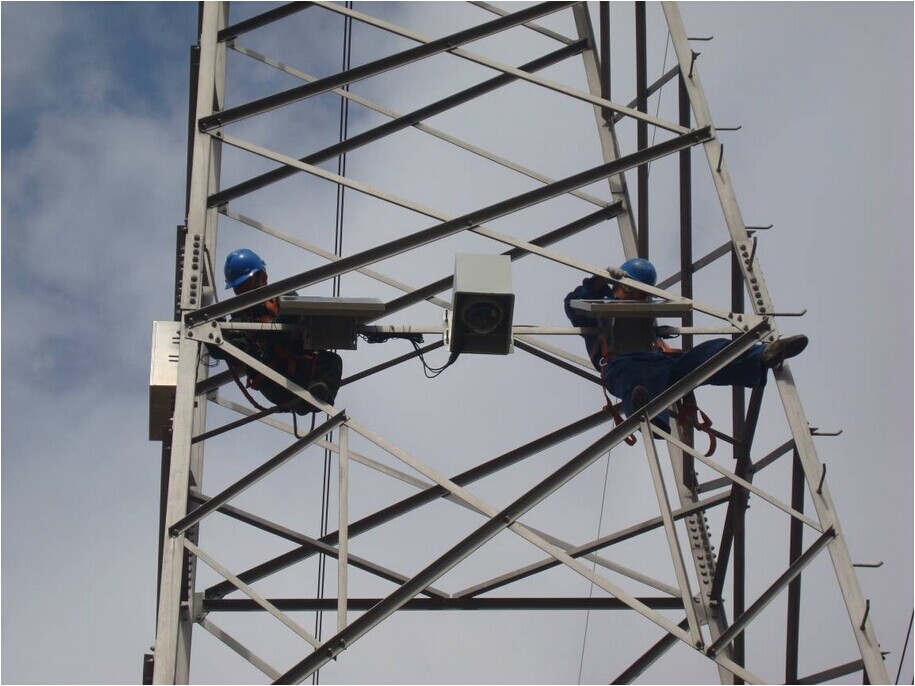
410, 339, 458, 378
897, 609, 914, 684
314, 10, 353, 683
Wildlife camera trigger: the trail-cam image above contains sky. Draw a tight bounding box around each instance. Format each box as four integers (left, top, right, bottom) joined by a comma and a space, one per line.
1, 2, 913, 685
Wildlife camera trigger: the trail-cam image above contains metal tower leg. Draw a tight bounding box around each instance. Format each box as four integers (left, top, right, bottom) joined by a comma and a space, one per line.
662, 2, 889, 681
152, 3, 228, 683
572, 4, 639, 260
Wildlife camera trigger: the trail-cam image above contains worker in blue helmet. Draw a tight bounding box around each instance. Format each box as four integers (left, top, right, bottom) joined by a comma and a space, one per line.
210, 249, 343, 415
564, 257, 807, 428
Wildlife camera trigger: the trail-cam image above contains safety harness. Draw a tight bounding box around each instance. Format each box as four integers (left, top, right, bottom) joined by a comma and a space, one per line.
595, 336, 717, 456
229, 297, 322, 436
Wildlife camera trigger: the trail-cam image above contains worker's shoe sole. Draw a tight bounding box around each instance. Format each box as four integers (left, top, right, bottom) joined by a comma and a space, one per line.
761, 334, 809, 369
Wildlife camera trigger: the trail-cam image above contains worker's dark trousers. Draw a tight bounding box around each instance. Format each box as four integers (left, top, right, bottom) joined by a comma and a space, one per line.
258, 351, 343, 414
603, 338, 768, 427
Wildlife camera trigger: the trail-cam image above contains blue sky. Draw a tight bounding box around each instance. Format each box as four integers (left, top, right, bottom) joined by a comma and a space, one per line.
2, 2, 913, 684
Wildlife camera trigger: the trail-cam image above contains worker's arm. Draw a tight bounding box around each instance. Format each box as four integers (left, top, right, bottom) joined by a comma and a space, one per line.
564, 275, 613, 327
564, 275, 614, 371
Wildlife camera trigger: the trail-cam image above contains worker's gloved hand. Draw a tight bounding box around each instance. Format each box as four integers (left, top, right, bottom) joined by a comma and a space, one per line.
606, 266, 627, 281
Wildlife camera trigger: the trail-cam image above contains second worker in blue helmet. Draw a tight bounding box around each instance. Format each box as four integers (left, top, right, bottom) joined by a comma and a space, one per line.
212, 248, 343, 415
564, 258, 808, 428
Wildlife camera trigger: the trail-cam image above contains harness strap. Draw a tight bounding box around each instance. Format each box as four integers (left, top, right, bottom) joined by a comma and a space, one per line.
229, 363, 270, 412
601, 382, 637, 446
674, 391, 717, 457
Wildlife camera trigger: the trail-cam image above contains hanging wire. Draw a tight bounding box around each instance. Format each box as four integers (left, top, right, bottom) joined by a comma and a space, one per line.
410, 339, 459, 378
896, 609, 914, 684
576, 451, 614, 684
646, 31, 672, 179
313, 6, 354, 684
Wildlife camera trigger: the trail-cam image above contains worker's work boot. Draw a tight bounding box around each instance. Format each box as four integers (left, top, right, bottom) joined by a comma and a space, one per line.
307, 381, 331, 404
761, 334, 809, 369
630, 385, 651, 414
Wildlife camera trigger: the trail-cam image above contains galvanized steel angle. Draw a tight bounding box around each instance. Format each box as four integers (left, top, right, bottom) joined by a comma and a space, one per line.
213, 131, 732, 321
344, 419, 687, 616
199, 1, 577, 131
772, 365, 889, 681
184, 539, 323, 649
187, 489, 451, 599
225, 41, 610, 211
197, 616, 282, 681
187, 127, 712, 326
170, 412, 346, 537
324, 423, 699, 650
314, 0, 691, 135
219, 206, 453, 311
457, 490, 731, 600
211, 38, 588, 207
653, 426, 824, 533
211, 396, 439, 491
202, 407, 617, 602
275, 381, 748, 683
639, 418, 705, 647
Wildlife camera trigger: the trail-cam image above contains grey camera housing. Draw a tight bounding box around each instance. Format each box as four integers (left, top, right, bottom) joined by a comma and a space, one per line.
447, 254, 514, 355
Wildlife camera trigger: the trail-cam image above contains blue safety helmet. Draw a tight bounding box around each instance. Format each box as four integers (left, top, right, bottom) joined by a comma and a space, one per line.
619, 257, 657, 286
224, 248, 266, 289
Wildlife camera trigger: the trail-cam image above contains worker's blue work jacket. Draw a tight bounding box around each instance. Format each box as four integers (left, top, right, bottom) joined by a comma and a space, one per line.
564, 275, 767, 427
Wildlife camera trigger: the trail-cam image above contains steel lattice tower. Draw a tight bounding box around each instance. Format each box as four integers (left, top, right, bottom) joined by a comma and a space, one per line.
148, 2, 890, 683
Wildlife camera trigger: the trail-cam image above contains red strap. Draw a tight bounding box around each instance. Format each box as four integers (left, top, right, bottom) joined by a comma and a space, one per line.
601, 383, 637, 446
675, 392, 717, 457
229, 364, 270, 412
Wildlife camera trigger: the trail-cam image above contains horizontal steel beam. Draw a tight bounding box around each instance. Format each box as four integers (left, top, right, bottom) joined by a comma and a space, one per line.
203, 597, 686, 612
185, 127, 711, 326
209, 39, 587, 206
199, 1, 575, 130
797, 659, 865, 685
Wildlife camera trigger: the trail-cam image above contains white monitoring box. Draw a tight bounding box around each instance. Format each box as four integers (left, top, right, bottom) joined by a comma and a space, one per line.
149, 321, 180, 441
447, 254, 514, 355
278, 296, 385, 350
